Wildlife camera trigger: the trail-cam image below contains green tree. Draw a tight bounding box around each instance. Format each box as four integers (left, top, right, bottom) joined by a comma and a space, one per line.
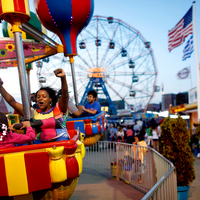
160, 116, 195, 186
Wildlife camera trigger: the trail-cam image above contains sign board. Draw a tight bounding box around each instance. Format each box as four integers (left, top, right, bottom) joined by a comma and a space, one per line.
189, 87, 197, 104
169, 104, 186, 114
177, 67, 190, 79
117, 109, 131, 115
120, 118, 135, 125
88, 67, 105, 78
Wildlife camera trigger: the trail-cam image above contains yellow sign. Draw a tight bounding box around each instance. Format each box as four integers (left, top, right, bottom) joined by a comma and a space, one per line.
169, 104, 186, 114
101, 106, 109, 112
88, 67, 105, 78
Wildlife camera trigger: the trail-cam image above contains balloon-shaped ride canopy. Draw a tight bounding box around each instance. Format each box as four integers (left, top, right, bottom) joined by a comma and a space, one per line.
34, 0, 94, 56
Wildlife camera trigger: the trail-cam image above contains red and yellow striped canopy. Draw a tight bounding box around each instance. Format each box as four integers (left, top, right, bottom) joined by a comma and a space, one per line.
0, 0, 30, 23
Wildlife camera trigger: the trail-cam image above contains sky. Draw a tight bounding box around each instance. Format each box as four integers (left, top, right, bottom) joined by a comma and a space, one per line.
0, 0, 199, 107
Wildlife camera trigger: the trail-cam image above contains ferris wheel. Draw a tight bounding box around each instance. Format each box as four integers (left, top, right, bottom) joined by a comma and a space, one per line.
36, 15, 158, 113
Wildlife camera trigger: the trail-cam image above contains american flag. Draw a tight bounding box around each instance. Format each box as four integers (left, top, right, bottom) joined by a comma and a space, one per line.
168, 6, 193, 52
182, 35, 193, 60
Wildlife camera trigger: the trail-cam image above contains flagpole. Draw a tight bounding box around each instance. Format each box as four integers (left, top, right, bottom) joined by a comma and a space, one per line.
193, 1, 200, 121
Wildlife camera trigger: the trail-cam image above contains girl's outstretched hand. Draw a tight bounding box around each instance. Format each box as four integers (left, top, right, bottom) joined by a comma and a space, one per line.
54, 68, 65, 78
20, 121, 31, 129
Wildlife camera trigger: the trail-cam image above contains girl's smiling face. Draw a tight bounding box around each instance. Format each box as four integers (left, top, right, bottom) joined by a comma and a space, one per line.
37, 90, 52, 112
135, 136, 139, 143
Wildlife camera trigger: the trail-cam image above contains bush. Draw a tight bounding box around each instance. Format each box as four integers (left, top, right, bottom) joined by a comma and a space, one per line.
160, 116, 195, 186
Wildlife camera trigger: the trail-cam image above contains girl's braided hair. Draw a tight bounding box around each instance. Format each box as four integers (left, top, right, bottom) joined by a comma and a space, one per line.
0, 112, 8, 127
0, 112, 9, 138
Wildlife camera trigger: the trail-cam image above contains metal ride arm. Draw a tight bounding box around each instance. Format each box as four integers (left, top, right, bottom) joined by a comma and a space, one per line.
19, 22, 64, 63
20, 22, 58, 50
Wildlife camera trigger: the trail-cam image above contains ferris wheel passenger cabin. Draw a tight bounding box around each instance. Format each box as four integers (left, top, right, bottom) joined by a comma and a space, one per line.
109, 41, 115, 49
145, 41, 151, 48
107, 16, 113, 23
129, 90, 136, 97
129, 60, 135, 68
42, 57, 50, 63
95, 39, 101, 46
121, 48, 127, 57
79, 41, 86, 49
132, 75, 139, 83
39, 77, 46, 83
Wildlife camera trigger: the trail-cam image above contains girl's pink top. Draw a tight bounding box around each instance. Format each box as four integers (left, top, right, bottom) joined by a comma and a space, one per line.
0, 127, 35, 149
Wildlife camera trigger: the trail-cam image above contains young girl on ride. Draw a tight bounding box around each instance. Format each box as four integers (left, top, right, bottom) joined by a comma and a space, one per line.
0, 112, 35, 148
0, 68, 69, 143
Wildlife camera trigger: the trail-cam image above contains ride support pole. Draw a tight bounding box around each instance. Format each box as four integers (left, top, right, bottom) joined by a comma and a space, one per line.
26, 67, 32, 114
69, 56, 79, 107
13, 21, 31, 120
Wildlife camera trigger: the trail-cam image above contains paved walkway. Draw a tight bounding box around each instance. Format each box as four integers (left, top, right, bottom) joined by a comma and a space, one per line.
188, 156, 200, 200
70, 171, 145, 200
71, 156, 200, 200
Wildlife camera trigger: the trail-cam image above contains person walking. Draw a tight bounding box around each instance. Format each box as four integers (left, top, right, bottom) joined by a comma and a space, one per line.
134, 121, 140, 136
109, 124, 116, 141
146, 124, 153, 147
116, 126, 124, 142
126, 125, 134, 144
152, 124, 159, 151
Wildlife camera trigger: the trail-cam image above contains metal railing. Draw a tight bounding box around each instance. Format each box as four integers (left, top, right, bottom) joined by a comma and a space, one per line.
83, 141, 177, 200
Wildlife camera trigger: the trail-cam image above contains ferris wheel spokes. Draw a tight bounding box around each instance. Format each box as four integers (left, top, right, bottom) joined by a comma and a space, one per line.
79, 35, 95, 67
104, 80, 135, 111
69, 80, 88, 101
101, 34, 138, 69
99, 21, 120, 67
106, 51, 150, 71
132, 74, 156, 89
105, 76, 152, 96
76, 54, 93, 69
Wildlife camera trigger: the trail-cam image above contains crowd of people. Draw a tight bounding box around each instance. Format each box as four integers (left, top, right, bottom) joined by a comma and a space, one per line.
104, 118, 162, 152
104, 119, 163, 183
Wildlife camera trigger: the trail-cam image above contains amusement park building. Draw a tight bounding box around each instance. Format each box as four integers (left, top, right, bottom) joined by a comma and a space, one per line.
162, 93, 176, 111
160, 92, 188, 111
147, 92, 188, 112
168, 88, 198, 136
147, 103, 161, 112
